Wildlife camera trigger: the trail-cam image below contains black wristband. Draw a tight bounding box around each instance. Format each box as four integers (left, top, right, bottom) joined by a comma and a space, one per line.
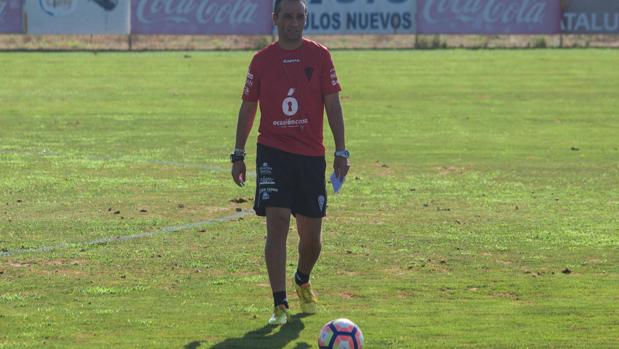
230, 153, 245, 163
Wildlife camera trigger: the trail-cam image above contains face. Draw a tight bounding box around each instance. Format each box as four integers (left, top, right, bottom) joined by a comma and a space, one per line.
273, 0, 306, 42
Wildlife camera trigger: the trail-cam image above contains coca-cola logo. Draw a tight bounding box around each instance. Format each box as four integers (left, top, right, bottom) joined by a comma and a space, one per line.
422, 0, 547, 25
136, 0, 259, 25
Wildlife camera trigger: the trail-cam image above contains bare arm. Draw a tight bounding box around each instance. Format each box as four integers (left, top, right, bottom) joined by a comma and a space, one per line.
234, 100, 258, 150
324, 92, 349, 179
325, 92, 345, 151
231, 101, 258, 187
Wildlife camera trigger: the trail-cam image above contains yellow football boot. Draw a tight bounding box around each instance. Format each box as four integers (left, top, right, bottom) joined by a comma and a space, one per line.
267, 305, 290, 326
295, 282, 318, 314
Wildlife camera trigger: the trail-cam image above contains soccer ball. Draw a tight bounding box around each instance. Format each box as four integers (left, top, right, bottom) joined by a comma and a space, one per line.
318, 318, 364, 349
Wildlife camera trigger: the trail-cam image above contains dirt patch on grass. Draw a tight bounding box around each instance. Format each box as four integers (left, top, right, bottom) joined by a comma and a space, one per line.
40, 268, 88, 277
339, 291, 355, 300
436, 166, 468, 176
383, 267, 409, 276
397, 290, 414, 299
492, 291, 521, 301
494, 258, 513, 266
44, 259, 86, 266
335, 271, 360, 277
8, 261, 34, 268
370, 161, 394, 177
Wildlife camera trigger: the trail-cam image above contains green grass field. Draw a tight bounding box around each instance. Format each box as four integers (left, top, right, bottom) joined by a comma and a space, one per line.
1, 49, 618, 348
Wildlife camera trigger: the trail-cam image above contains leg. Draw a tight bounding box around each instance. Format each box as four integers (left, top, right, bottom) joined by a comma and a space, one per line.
292, 153, 326, 275
296, 214, 322, 277
293, 214, 321, 314
265, 207, 292, 293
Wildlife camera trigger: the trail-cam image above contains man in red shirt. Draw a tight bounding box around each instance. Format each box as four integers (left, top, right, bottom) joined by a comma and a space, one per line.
230, 0, 349, 326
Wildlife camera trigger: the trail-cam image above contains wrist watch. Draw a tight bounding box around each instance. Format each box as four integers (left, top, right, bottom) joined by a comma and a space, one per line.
334, 149, 350, 159
230, 149, 246, 163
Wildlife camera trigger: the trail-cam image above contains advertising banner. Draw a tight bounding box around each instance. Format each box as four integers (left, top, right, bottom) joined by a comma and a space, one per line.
0, 0, 23, 33
304, 0, 416, 35
131, 0, 273, 35
25, 0, 130, 34
418, 0, 561, 34
561, 0, 619, 34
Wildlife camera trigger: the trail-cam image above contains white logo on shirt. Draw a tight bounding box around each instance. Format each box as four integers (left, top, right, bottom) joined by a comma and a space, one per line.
244, 70, 254, 96
282, 88, 299, 117
330, 68, 338, 87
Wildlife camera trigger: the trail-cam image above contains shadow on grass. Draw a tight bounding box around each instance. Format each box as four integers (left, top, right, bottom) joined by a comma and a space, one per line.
184, 314, 311, 349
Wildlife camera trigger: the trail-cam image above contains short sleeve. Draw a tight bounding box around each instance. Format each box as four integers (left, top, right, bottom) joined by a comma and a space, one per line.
321, 50, 341, 95
242, 57, 260, 102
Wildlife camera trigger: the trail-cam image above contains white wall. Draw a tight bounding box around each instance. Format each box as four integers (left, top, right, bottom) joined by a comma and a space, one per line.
26, 0, 130, 34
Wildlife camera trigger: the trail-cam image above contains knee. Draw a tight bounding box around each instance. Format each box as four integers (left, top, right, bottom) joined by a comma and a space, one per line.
266, 209, 291, 241
267, 208, 291, 224
301, 231, 322, 248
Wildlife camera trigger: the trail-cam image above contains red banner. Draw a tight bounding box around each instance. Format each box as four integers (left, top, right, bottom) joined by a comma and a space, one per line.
418, 0, 561, 34
131, 0, 273, 35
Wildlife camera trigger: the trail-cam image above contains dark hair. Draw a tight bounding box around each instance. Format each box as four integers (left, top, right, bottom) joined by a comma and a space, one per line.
273, 0, 307, 15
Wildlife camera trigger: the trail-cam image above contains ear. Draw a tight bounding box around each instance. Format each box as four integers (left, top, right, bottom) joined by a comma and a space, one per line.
272, 12, 278, 25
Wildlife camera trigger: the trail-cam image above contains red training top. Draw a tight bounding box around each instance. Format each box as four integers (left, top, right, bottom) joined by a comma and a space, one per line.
242, 38, 341, 156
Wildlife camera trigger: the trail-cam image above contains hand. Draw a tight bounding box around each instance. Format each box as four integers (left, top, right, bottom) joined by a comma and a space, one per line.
333, 156, 350, 180
231, 161, 246, 187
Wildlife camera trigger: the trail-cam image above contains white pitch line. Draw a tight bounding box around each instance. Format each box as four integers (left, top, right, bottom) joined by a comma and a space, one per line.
0, 210, 254, 258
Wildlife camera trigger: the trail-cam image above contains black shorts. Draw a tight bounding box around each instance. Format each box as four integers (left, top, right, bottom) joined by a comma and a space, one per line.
253, 144, 327, 218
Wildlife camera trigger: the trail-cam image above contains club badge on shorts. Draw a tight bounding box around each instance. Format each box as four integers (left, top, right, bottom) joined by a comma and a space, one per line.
317, 195, 325, 212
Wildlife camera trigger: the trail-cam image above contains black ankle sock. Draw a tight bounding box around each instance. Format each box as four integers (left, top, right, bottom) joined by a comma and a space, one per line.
273, 291, 289, 308
295, 269, 310, 286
